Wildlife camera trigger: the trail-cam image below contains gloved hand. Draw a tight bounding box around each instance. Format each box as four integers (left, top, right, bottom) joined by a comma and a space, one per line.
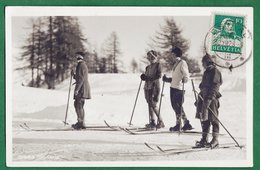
194, 100, 198, 107
140, 74, 147, 81
71, 70, 76, 79
200, 99, 212, 121
162, 75, 168, 82
74, 90, 79, 98
182, 77, 188, 83
153, 96, 159, 102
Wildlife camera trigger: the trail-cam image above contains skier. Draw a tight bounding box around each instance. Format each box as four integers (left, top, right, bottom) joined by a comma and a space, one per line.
140, 50, 165, 129
72, 51, 91, 130
162, 47, 193, 131
195, 54, 223, 148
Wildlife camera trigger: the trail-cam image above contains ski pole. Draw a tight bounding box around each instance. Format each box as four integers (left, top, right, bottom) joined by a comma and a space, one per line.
128, 79, 143, 126
63, 70, 73, 126
196, 92, 242, 148
156, 80, 165, 130
191, 79, 203, 130
178, 82, 185, 135
191, 79, 198, 101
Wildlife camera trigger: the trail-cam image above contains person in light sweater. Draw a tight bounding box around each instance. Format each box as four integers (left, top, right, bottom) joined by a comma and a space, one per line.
163, 47, 193, 131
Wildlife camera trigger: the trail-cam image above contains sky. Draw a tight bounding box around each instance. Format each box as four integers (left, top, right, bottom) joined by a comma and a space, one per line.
9, 7, 252, 74
78, 16, 211, 67
12, 16, 211, 70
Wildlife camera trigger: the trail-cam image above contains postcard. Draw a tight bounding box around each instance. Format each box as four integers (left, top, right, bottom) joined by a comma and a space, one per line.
5, 6, 253, 167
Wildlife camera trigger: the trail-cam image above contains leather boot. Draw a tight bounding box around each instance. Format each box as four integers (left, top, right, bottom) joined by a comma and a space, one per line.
181, 120, 193, 131
156, 121, 165, 129
195, 136, 208, 148
169, 123, 180, 132
209, 133, 219, 148
145, 120, 156, 129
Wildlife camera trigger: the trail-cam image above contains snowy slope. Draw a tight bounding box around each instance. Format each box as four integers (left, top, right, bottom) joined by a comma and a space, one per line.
10, 73, 249, 166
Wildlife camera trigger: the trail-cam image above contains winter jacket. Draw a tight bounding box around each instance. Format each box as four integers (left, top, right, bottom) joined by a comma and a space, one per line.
144, 62, 162, 101
170, 58, 189, 90
199, 65, 222, 100
195, 65, 222, 120
74, 61, 91, 99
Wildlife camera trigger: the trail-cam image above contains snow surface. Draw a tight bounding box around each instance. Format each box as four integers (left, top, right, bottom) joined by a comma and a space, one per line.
11, 73, 248, 166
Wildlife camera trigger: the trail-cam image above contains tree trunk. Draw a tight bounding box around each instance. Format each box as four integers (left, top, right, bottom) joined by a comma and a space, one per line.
49, 16, 55, 89
31, 24, 35, 87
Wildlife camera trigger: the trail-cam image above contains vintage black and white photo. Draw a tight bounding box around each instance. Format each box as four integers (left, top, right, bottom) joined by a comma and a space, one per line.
6, 7, 253, 167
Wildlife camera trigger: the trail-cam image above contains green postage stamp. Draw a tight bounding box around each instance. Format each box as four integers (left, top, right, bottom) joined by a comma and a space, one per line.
212, 15, 244, 54
206, 13, 252, 70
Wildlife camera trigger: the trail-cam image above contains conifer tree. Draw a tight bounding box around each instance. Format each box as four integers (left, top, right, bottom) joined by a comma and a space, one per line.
102, 32, 122, 73
151, 17, 200, 73
20, 16, 87, 88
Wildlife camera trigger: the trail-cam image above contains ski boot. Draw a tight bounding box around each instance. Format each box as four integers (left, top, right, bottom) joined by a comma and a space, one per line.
145, 120, 156, 129
181, 120, 193, 131
156, 121, 165, 129
72, 122, 82, 130
80, 122, 87, 129
169, 124, 180, 132
194, 137, 209, 148
206, 136, 219, 149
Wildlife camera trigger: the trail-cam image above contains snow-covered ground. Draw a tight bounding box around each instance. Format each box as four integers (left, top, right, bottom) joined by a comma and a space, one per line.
9, 73, 250, 166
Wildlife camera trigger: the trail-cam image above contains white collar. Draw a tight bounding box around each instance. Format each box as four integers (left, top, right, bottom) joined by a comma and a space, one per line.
77, 59, 84, 63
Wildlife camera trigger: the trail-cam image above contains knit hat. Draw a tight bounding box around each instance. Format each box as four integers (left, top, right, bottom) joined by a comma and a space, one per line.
75, 51, 85, 60
171, 47, 182, 57
202, 53, 214, 65
147, 50, 158, 59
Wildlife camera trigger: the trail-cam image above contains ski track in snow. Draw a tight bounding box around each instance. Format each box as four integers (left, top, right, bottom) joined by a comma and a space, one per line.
11, 73, 248, 162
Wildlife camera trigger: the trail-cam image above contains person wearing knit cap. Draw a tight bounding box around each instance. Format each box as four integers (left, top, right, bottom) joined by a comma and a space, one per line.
72, 51, 91, 130
195, 53, 223, 148
140, 50, 165, 129
163, 47, 193, 131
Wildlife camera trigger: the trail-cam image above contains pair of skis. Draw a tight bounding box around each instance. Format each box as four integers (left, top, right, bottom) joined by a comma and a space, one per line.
19, 121, 223, 138
19, 122, 118, 132
144, 142, 245, 155
104, 121, 219, 136
18, 120, 151, 132
19, 121, 245, 155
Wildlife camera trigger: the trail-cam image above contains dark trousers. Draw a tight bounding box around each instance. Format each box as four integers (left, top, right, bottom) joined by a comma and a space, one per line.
196, 94, 220, 121
170, 87, 188, 124
201, 120, 220, 140
200, 98, 220, 139
74, 97, 85, 123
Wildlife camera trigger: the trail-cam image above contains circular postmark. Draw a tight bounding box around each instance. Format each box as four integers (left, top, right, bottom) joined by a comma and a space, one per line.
204, 14, 252, 70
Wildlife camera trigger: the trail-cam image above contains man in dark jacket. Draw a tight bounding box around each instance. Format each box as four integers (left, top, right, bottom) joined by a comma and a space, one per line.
72, 51, 91, 130
195, 54, 223, 148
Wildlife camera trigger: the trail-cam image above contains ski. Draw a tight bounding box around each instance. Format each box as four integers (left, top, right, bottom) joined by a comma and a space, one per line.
132, 127, 158, 132
24, 122, 118, 129
144, 142, 156, 151
119, 127, 136, 134
121, 128, 204, 135
20, 123, 73, 131
144, 142, 186, 153
147, 143, 245, 155
122, 127, 227, 136
103, 120, 149, 131
167, 144, 245, 155
20, 123, 118, 132
19, 123, 30, 131
103, 120, 121, 131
